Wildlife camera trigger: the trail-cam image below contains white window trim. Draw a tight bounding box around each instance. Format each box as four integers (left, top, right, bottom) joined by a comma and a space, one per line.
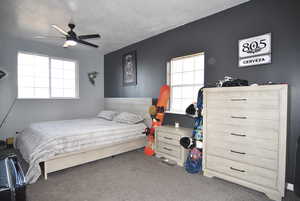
17, 51, 80, 100
166, 52, 205, 114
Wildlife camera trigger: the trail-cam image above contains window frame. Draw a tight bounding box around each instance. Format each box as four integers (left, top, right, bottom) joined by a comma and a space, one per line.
166, 52, 205, 114
17, 51, 80, 100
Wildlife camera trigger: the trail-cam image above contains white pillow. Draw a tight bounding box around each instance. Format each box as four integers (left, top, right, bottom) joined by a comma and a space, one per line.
114, 112, 144, 124
97, 110, 119, 121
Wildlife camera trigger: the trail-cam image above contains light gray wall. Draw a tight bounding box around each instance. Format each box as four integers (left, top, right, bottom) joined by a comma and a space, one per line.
0, 33, 104, 139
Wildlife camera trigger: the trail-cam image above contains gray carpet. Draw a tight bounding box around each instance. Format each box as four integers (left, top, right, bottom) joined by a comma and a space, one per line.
25, 150, 299, 201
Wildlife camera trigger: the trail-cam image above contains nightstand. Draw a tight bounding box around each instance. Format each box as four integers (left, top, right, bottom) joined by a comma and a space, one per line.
155, 126, 192, 166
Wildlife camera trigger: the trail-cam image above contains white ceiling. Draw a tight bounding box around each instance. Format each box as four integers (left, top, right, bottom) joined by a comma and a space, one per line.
0, 0, 249, 54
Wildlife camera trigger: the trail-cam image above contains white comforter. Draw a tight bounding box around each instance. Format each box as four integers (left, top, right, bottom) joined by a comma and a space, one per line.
15, 118, 146, 184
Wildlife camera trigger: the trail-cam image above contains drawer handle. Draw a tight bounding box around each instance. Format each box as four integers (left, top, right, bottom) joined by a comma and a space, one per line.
230, 167, 245, 173
231, 116, 247, 119
163, 147, 172, 151
163, 137, 173, 140
230, 150, 246, 155
230, 98, 247, 101
230, 133, 246, 137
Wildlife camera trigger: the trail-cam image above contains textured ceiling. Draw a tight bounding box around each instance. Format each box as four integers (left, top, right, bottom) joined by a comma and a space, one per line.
0, 0, 249, 54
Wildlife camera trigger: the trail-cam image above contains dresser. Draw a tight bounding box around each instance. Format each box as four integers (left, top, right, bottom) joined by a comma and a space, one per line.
203, 85, 288, 201
155, 126, 192, 166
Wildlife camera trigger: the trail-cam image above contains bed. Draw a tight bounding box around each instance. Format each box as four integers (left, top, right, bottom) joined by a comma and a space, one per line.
15, 98, 152, 184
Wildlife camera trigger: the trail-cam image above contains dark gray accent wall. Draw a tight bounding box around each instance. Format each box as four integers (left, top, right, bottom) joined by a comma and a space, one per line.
0, 34, 104, 139
104, 0, 300, 183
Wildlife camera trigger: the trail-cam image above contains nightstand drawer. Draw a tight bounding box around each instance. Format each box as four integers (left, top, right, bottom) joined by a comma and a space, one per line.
157, 142, 180, 158
157, 132, 180, 146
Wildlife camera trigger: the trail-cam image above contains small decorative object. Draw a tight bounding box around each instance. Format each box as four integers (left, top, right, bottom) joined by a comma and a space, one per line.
0, 69, 7, 79
88, 71, 98, 85
239, 33, 271, 67
6, 137, 14, 149
122, 51, 137, 86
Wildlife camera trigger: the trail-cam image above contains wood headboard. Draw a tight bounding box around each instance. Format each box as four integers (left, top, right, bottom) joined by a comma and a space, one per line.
104, 98, 153, 121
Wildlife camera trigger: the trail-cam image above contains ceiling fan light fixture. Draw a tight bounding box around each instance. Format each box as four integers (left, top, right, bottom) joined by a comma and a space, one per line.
50, 23, 100, 48
65, 39, 77, 46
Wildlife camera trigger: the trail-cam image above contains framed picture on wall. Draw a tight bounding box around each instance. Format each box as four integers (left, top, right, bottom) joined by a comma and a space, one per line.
122, 51, 137, 86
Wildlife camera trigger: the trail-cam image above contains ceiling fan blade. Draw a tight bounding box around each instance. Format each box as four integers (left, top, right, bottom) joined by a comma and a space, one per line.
34, 35, 65, 39
51, 25, 69, 36
78, 34, 101, 40
77, 39, 98, 48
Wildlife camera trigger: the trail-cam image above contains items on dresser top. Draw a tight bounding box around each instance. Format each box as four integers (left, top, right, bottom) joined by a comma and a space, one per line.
155, 126, 192, 166
216, 76, 249, 87
203, 85, 288, 201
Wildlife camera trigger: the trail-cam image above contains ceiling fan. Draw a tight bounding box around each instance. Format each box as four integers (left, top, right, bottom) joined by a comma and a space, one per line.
37, 23, 101, 48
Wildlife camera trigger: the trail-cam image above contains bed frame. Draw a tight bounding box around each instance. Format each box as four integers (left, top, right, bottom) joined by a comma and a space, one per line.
42, 97, 152, 180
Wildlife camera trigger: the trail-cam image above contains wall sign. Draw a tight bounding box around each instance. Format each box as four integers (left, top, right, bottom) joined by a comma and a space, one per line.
239, 33, 271, 67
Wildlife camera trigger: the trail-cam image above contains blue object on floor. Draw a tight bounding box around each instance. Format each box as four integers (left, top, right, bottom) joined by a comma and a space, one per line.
185, 152, 202, 174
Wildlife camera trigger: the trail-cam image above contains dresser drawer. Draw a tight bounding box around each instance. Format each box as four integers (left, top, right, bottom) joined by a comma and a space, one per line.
157, 142, 180, 158
157, 131, 180, 146
206, 123, 278, 141
207, 108, 279, 121
206, 115, 279, 130
207, 131, 278, 151
206, 90, 279, 110
206, 139, 277, 160
206, 145, 277, 170
206, 155, 277, 189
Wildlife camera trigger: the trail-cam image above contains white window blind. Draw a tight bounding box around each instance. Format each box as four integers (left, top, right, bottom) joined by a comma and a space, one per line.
168, 53, 204, 113
18, 52, 78, 99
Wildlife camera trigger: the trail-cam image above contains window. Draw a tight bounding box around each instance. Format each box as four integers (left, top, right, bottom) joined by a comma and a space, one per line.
167, 53, 204, 113
18, 52, 78, 99
50, 59, 77, 98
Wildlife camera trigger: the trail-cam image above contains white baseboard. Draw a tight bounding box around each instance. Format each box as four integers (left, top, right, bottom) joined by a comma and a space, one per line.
287, 183, 294, 191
